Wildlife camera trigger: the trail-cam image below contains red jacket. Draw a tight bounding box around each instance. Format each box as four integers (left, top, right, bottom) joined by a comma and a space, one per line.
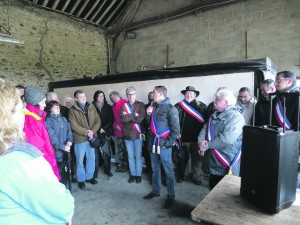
23, 104, 61, 180
112, 98, 127, 137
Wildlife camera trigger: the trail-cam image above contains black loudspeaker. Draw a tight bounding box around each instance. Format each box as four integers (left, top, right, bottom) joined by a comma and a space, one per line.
240, 126, 300, 214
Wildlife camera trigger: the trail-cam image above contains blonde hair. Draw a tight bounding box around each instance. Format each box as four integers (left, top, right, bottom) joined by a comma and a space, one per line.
0, 80, 24, 154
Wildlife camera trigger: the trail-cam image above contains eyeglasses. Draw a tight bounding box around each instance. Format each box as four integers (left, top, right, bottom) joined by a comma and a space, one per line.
275, 78, 289, 83
127, 93, 136, 96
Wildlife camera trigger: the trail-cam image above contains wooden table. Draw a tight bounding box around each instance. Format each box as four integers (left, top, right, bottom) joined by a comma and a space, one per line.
191, 175, 300, 225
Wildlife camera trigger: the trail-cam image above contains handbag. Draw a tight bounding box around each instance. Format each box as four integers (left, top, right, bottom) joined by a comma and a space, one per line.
89, 137, 101, 148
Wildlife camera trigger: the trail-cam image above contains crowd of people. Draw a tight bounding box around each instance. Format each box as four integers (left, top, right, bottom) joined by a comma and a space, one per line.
1, 70, 299, 223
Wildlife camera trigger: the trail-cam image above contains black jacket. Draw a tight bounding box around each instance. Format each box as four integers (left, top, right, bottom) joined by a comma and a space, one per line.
93, 102, 114, 139
254, 97, 270, 126
175, 99, 207, 142
271, 84, 300, 131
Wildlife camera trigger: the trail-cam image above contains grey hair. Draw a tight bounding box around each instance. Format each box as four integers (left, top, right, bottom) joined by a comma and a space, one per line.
216, 88, 236, 106
126, 86, 137, 94
109, 91, 120, 99
46, 92, 58, 101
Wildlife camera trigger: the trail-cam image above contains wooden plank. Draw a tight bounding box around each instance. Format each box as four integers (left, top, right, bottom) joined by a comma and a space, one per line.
42, 0, 49, 7
61, 0, 71, 12
96, 0, 118, 25
102, 0, 125, 26
90, 0, 107, 22
76, 0, 90, 17
69, 0, 81, 15
83, 0, 101, 20
191, 176, 300, 225
51, 0, 60, 10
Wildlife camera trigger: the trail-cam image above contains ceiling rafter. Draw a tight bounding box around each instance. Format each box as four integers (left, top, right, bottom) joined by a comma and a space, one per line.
61, 0, 71, 12
96, 0, 117, 24
83, 0, 101, 20
76, 0, 90, 17
90, 0, 108, 22
102, 0, 125, 27
51, 0, 60, 10
42, 0, 49, 7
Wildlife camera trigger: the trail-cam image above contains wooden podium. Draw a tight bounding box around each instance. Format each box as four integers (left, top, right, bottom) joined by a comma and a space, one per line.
191, 176, 300, 225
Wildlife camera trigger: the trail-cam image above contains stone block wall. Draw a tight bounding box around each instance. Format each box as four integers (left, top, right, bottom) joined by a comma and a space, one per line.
0, 0, 107, 91
116, 0, 300, 75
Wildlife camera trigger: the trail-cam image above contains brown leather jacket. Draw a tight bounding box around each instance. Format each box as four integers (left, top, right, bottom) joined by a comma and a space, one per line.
120, 101, 145, 140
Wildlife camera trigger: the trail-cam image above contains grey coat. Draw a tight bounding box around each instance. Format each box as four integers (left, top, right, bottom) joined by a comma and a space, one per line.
198, 105, 245, 176
146, 97, 180, 150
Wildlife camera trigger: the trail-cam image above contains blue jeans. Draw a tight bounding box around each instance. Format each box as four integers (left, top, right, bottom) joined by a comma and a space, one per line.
75, 141, 95, 182
124, 139, 143, 176
150, 148, 175, 198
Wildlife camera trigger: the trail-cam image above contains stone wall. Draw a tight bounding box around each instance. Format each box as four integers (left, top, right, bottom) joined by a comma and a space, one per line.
0, 0, 107, 91
116, 0, 300, 75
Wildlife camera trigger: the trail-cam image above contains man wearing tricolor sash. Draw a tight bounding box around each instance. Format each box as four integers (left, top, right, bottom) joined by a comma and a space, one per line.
272, 71, 300, 188
272, 71, 300, 131
174, 86, 208, 185
198, 88, 244, 190
143, 86, 180, 209
120, 87, 145, 184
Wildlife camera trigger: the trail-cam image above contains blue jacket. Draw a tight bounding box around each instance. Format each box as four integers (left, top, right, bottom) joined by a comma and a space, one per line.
198, 105, 245, 176
46, 114, 73, 162
0, 140, 74, 225
146, 97, 180, 149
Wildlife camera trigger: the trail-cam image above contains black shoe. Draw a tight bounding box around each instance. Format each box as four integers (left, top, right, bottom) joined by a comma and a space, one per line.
143, 192, 160, 199
136, 176, 142, 183
78, 182, 85, 188
194, 180, 202, 185
164, 198, 174, 208
177, 178, 183, 183
86, 178, 98, 185
105, 171, 113, 177
72, 177, 77, 183
128, 176, 136, 183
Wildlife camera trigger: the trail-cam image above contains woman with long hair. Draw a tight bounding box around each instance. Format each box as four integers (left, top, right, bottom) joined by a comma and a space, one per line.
0, 80, 74, 224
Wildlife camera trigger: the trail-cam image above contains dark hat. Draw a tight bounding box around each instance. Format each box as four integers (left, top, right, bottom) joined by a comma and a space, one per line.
24, 86, 46, 105
181, 86, 199, 97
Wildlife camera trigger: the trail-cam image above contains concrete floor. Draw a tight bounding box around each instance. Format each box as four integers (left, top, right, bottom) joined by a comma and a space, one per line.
71, 164, 210, 225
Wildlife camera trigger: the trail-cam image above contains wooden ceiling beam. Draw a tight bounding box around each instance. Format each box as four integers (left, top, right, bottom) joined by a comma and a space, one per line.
102, 0, 125, 27
96, 0, 117, 25
69, 0, 81, 15
42, 0, 49, 7
84, 0, 101, 20
76, 0, 90, 17
51, 0, 60, 10
61, 0, 71, 12
107, 0, 241, 36
90, 0, 107, 22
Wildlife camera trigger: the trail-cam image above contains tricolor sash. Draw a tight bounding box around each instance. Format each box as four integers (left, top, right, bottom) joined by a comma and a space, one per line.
275, 99, 291, 130
123, 102, 142, 134
206, 117, 241, 175
151, 109, 170, 154
178, 100, 205, 124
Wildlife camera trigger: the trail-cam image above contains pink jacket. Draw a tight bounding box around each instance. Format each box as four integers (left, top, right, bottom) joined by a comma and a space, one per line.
112, 98, 127, 137
23, 104, 61, 180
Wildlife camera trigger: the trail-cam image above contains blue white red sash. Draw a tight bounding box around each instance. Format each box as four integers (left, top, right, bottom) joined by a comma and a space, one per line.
178, 101, 205, 124
206, 117, 241, 175
123, 102, 142, 134
275, 99, 291, 130
151, 108, 170, 154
